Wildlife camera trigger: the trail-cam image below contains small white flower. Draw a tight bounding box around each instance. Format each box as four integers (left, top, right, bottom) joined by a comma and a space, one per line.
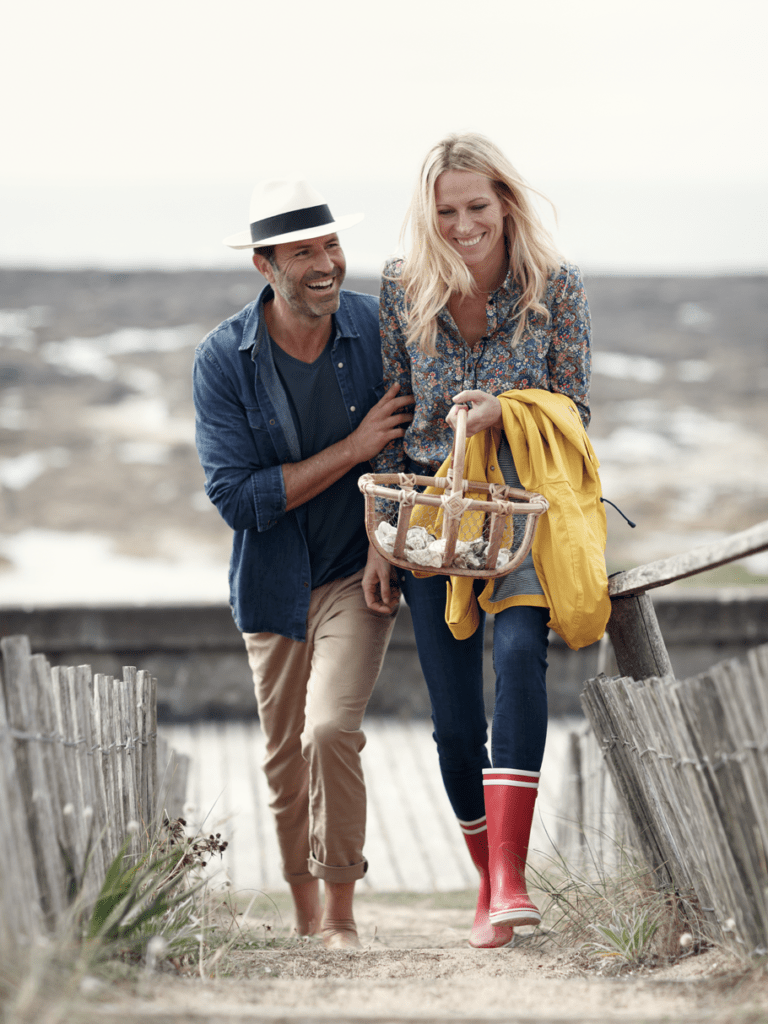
83, 805, 93, 820
126, 820, 140, 834
679, 932, 693, 948
79, 975, 102, 994
63, 803, 74, 816
724, 918, 736, 931
145, 935, 168, 973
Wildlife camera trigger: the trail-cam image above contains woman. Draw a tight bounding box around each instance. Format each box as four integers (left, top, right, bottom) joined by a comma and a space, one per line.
362, 132, 603, 949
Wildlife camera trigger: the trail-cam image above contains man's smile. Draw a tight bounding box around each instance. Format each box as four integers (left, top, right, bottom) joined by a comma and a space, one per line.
306, 277, 337, 291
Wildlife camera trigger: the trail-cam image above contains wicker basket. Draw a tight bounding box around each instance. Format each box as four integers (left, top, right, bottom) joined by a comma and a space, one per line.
358, 407, 549, 579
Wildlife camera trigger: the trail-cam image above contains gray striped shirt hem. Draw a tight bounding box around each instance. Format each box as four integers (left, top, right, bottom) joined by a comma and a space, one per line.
490, 434, 545, 602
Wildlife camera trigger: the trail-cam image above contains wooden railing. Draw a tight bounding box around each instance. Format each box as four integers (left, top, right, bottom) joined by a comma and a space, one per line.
580, 645, 768, 954
566, 518, 768, 954
0, 635, 189, 944
605, 519, 768, 682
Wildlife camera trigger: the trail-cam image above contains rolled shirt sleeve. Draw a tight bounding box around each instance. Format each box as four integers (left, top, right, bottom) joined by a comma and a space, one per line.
193, 347, 287, 533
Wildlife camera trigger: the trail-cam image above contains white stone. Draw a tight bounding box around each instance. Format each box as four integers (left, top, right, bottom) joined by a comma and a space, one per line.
376, 521, 397, 552
405, 526, 432, 550
406, 547, 444, 568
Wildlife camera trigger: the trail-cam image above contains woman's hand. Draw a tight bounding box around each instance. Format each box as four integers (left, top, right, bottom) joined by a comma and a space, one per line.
447, 390, 502, 438
362, 544, 401, 615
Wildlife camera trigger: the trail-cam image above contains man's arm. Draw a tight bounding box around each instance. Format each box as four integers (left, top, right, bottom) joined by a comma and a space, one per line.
194, 346, 413, 531
282, 383, 414, 510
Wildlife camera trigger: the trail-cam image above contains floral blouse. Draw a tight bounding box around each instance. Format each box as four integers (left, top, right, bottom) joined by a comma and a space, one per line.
374, 258, 592, 475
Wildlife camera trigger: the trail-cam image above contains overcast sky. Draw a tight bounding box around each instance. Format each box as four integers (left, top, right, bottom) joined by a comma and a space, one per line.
3, 0, 766, 272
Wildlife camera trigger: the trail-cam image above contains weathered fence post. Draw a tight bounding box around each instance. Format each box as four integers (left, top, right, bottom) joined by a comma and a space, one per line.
581, 644, 768, 953
0, 654, 43, 942
566, 520, 768, 953
606, 593, 674, 680
0, 635, 183, 942
1, 636, 68, 924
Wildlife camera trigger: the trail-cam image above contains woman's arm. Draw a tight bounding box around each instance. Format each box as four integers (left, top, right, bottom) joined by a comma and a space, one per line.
547, 264, 592, 428
373, 272, 414, 474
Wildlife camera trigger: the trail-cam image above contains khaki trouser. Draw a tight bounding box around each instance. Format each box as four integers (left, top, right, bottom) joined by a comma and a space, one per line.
243, 568, 396, 885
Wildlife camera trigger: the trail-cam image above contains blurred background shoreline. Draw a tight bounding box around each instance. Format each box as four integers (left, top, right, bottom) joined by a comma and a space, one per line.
1, 264, 767, 609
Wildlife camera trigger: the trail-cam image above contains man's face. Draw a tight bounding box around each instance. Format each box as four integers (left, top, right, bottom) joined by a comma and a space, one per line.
259, 233, 346, 320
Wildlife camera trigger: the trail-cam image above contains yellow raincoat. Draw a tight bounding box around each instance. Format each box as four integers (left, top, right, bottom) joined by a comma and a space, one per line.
417, 389, 610, 650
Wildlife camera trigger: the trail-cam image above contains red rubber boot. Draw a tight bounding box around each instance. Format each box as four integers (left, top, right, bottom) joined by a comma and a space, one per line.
483, 769, 542, 928
460, 817, 515, 948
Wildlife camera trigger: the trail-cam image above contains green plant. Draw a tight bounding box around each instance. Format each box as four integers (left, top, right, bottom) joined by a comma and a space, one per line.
1, 817, 229, 1024
81, 818, 228, 961
83, 838, 195, 955
527, 829, 699, 970
588, 906, 661, 965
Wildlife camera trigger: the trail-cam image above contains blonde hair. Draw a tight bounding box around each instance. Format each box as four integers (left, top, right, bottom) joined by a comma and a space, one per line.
395, 132, 562, 354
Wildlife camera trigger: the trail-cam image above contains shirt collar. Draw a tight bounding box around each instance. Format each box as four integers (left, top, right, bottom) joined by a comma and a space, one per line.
237, 283, 359, 354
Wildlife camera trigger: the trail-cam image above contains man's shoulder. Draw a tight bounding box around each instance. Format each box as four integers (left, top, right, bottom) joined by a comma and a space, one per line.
336, 289, 379, 340
196, 296, 262, 363
338, 288, 378, 313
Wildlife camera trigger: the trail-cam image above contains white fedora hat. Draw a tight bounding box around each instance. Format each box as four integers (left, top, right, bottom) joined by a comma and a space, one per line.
223, 179, 364, 250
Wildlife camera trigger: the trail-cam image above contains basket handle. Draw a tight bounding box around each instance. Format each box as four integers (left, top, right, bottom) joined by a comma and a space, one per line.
449, 405, 467, 496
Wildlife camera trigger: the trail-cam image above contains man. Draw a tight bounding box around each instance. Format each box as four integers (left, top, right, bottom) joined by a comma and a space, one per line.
193, 180, 411, 949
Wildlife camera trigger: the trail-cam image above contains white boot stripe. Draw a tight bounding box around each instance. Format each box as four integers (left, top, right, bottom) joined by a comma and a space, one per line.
460, 824, 488, 835
482, 768, 540, 777
483, 780, 538, 789
457, 815, 487, 827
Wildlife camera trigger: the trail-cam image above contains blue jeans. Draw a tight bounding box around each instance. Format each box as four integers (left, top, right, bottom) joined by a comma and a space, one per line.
399, 570, 549, 822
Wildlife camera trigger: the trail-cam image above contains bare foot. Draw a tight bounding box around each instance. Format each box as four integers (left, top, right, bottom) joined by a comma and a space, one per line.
321, 922, 362, 950
321, 881, 361, 947
290, 878, 322, 936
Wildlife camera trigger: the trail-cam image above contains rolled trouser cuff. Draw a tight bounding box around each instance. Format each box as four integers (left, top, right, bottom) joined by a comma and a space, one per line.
308, 855, 368, 883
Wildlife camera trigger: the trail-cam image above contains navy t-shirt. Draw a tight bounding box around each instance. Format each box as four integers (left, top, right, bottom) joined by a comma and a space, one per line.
270, 333, 370, 589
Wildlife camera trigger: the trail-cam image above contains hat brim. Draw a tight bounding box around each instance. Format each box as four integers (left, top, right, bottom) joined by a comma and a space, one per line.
223, 211, 364, 250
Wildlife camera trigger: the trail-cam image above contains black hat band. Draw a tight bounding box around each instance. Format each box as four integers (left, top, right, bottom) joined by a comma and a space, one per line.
250, 204, 334, 244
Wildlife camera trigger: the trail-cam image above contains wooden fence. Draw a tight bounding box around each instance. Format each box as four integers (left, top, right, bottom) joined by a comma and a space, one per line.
0, 634, 189, 945
565, 519, 768, 955
555, 721, 636, 877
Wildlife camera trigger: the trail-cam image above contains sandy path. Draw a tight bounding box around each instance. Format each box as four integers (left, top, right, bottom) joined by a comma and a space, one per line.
73, 893, 765, 1024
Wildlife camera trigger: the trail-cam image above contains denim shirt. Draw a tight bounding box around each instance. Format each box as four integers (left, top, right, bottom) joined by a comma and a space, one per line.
193, 285, 382, 640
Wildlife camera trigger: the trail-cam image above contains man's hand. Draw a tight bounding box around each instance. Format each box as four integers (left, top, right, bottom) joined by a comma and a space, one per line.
362, 544, 400, 615
283, 384, 413, 512
346, 383, 414, 464
446, 390, 502, 438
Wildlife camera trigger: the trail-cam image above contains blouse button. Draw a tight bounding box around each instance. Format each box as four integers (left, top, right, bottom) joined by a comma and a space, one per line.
338, 362, 344, 368
350, 405, 356, 412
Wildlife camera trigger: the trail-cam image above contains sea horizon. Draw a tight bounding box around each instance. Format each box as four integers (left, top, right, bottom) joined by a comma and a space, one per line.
2, 177, 766, 279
